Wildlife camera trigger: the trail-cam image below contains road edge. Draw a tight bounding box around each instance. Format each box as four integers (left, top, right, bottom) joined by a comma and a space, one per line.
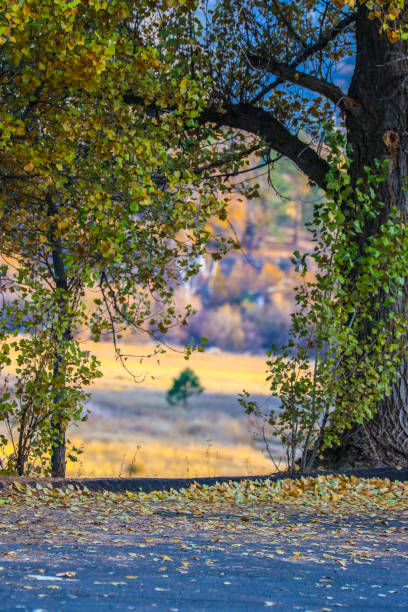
1, 466, 407, 493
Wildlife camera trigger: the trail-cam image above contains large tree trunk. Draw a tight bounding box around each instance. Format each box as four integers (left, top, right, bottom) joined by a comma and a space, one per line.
324, 9, 408, 468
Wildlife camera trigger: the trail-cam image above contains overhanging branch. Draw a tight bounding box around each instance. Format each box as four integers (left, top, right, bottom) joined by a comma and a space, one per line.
201, 103, 330, 190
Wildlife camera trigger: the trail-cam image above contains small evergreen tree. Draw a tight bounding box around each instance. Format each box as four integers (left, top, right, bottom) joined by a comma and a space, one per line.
166, 368, 203, 409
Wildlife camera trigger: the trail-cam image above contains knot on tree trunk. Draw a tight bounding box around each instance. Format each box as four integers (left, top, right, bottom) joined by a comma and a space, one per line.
383, 130, 400, 169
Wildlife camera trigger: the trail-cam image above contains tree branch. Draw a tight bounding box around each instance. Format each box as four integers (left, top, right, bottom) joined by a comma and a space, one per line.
270, 0, 306, 47
249, 55, 347, 105
201, 103, 330, 190
250, 12, 356, 104
295, 12, 356, 66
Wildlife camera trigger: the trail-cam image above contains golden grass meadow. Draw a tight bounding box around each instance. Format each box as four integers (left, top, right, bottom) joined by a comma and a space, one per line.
66, 438, 275, 479
84, 340, 270, 395
69, 341, 276, 478
2, 340, 279, 478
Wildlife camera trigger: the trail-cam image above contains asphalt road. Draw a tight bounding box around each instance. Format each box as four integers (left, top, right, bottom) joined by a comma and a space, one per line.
1, 503, 408, 611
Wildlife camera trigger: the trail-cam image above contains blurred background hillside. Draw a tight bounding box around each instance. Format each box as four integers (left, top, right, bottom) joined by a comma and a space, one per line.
95, 157, 319, 354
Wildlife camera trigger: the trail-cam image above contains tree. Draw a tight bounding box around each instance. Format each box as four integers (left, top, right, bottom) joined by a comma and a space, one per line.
241, 137, 408, 472
165, 1, 407, 467
2, 1, 406, 474
166, 368, 204, 409
0, 0, 232, 477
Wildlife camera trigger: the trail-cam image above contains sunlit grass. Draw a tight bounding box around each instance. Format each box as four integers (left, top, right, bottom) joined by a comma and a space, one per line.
66, 437, 277, 479
83, 340, 270, 395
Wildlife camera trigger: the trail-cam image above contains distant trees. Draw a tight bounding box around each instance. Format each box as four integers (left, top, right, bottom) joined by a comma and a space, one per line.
166, 368, 204, 409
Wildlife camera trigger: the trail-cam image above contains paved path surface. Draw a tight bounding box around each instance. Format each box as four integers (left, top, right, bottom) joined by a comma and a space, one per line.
1, 499, 408, 611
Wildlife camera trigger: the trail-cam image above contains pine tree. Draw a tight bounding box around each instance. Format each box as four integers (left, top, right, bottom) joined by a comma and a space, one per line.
166, 368, 204, 409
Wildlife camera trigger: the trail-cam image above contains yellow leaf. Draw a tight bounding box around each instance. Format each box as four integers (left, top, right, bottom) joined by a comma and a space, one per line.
58, 219, 70, 231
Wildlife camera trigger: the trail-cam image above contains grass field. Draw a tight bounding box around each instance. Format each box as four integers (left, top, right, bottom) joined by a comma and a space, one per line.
3, 339, 270, 395
2, 340, 282, 477
84, 340, 271, 395
66, 437, 277, 478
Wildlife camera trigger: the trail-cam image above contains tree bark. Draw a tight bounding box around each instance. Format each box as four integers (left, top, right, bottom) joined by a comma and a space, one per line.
46, 195, 70, 478
50, 315, 70, 479
323, 9, 408, 468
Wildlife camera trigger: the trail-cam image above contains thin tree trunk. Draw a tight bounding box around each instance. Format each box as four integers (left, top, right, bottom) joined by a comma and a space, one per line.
50, 318, 70, 478
16, 405, 29, 476
323, 9, 408, 468
46, 194, 70, 478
